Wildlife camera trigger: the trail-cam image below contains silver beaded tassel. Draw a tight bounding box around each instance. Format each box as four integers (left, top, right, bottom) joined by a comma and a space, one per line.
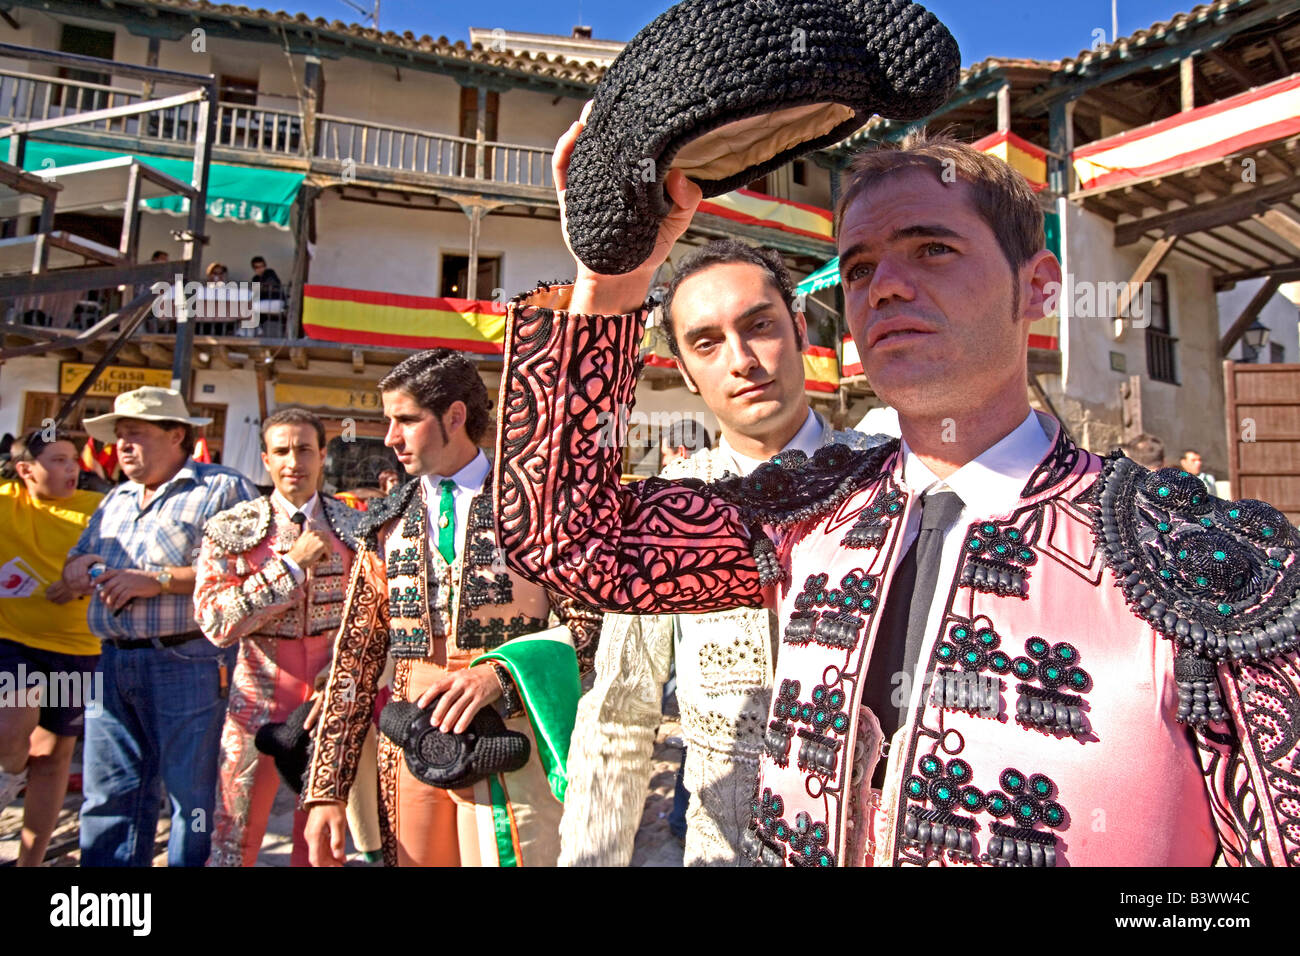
1173, 648, 1227, 728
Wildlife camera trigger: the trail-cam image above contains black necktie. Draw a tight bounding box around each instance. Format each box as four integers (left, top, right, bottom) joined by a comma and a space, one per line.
863, 489, 966, 786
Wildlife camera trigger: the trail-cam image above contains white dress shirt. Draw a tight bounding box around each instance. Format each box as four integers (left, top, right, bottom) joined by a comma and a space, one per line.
719, 408, 824, 477
896, 410, 1055, 658
274, 491, 321, 584
421, 450, 491, 562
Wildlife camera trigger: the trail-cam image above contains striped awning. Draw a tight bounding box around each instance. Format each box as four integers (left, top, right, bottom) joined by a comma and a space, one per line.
970, 130, 1049, 192
301, 285, 505, 353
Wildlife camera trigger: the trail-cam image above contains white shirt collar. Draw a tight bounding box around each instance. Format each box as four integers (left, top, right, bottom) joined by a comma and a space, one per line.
272, 490, 320, 522
720, 409, 823, 477
900, 411, 1054, 518
421, 449, 490, 499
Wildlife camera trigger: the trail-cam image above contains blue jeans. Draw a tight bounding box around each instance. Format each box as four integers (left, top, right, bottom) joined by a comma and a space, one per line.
80, 638, 236, 867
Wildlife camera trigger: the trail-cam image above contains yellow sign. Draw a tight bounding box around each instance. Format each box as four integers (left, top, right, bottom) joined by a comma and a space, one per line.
59, 363, 172, 397
274, 382, 382, 413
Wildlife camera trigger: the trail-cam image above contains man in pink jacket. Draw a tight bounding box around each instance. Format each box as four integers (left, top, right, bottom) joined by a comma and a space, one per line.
194, 407, 363, 866
492, 119, 1300, 866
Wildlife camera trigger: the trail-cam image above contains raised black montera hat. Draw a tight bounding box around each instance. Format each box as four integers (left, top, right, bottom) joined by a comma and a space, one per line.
564, 0, 962, 275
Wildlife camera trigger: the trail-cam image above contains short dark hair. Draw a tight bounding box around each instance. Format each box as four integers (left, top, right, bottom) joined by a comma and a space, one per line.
1, 426, 77, 478
660, 239, 802, 359
149, 250, 168, 261
1180, 448, 1201, 459
1123, 433, 1165, 469
261, 407, 326, 451
663, 418, 711, 452
835, 129, 1045, 276
379, 349, 491, 443
251, 256, 266, 266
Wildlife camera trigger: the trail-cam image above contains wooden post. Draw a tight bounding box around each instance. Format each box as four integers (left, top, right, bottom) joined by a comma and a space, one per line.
172, 80, 216, 400
287, 183, 317, 339
1048, 98, 1075, 196
466, 204, 483, 301
1116, 234, 1177, 320
1219, 276, 1281, 358
142, 37, 160, 101
474, 86, 487, 181
302, 56, 321, 158
996, 82, 1011, 133
1180, 57, 1195, 111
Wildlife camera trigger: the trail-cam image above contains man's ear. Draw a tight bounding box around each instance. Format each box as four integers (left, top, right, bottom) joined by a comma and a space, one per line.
673, 356, 700, 395
13, 459, 33, 483
443, 400, 467, 434
793, 309, 809, 350
1020, 249, 1063, 324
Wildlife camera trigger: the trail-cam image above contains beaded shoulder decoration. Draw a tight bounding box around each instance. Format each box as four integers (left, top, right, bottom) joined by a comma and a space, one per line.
203, 496, 273, 556
694, 440, 897, 585
357, 478, 422, 549
1093, 453, 1300, 726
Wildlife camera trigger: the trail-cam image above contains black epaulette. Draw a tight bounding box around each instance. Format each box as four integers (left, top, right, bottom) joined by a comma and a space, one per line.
1094, 453, 1300, 727
357, 478, 421, 548
319, 495, 366, 552
689, 441, 896, 586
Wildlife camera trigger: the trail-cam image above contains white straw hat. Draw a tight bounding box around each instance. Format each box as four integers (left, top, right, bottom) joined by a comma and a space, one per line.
82, 386, 212, 444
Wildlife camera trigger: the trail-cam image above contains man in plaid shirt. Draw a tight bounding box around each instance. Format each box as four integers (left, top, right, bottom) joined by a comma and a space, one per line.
62, 387, 257, 866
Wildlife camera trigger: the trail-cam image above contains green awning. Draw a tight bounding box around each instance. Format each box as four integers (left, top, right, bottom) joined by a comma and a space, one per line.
796, 257, 841, 295
14, 141, 303, 229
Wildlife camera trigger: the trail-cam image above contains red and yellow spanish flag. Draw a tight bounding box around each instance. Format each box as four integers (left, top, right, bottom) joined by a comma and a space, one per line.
972, 131, 1048, 192
803, 345, 838, 394
80, 437, 118, 478
1073, 73, 1300, 192
301, 285, 506, 354
698, 189, 834, 242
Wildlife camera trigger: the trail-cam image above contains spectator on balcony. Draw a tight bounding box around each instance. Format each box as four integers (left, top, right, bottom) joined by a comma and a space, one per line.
206, 262, 230, 284
251, 256, 283, 301
150, 250, 169, 263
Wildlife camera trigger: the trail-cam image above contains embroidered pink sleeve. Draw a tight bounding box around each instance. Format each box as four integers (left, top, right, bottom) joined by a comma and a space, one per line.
193, 538, 302, 648
494, 283, 764, 615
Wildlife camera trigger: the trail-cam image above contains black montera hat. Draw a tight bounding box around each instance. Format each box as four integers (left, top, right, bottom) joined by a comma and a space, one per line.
564, 0, 961, 275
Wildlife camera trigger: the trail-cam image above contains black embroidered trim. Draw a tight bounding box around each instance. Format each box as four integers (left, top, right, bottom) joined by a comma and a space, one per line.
458, 613, 548, 650
785, 571, 878, 650
360, 477, 421, 546
699, 441, 895, 584
462, 573, 513, 609
1094, 454, 1300, 673
321, 496, 364, 551
900, 805, 978, 860
842, 475, 906, 550
386, 546, 420, 580
1021, 424, 1080, 499
389, 626, 428, 658
958, 518, 1038, 598
389, 584, 422, 621
1009, 636, 1092, 737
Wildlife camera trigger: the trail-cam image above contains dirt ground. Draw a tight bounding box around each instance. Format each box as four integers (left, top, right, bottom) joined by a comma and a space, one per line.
0, 721, 687, 868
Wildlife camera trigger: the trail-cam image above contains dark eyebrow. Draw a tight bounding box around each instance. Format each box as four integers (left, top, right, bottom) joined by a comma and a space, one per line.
840, 224, 966, 265
681, 300, 780, 345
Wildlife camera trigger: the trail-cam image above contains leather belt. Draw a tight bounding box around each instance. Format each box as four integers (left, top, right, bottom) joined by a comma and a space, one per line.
109, 630, 205, 651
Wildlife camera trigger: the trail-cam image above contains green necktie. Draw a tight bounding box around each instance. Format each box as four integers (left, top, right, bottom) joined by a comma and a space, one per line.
436, 478, 456, 566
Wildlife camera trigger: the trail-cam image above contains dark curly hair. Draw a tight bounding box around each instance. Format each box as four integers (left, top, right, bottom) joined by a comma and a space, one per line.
660, 239, 803, 359
379, 349, 491, 443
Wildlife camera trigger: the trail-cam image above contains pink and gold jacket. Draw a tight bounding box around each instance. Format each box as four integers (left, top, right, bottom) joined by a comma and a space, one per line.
494, 282, 1300, 868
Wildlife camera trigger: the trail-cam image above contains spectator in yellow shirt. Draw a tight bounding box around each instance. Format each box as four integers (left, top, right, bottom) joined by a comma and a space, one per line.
0, 428, 102, 866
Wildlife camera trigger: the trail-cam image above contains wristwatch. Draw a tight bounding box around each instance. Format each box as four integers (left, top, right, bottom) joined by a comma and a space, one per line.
156, 569, 173, 594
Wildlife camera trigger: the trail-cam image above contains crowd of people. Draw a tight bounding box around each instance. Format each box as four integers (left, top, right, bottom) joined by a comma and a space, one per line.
1, 116, 1296, 869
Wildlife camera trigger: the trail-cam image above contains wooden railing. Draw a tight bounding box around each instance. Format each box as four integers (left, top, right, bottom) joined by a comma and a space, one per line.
0, 70, 302, 157
0, 70, 555, 187
315, 114, 553, 187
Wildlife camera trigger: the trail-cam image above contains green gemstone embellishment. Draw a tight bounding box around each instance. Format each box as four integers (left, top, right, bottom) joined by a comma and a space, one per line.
1159, 569, 1172, 579
995, 544, 1008, 554
968, 538, 982, 550
1213, 550, 1226, 561
1158, 486, 1170, 497
1229, 508, 1240, 519
1218, 603, 1232, 615
1196, 576, 1208, 587
1157, 522, 1171, 532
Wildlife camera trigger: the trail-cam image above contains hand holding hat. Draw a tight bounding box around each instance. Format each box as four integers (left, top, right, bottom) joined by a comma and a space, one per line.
560, 0, 961, 277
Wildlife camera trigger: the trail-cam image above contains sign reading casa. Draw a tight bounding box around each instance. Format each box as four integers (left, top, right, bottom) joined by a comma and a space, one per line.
59, 363, 172, 397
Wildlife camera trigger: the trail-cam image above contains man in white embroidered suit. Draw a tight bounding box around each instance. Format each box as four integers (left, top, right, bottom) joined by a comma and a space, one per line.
559, 240, 885, 865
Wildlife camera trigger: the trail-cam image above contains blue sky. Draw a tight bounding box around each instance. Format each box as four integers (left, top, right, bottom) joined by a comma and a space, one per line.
302, 1, 1199, 64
